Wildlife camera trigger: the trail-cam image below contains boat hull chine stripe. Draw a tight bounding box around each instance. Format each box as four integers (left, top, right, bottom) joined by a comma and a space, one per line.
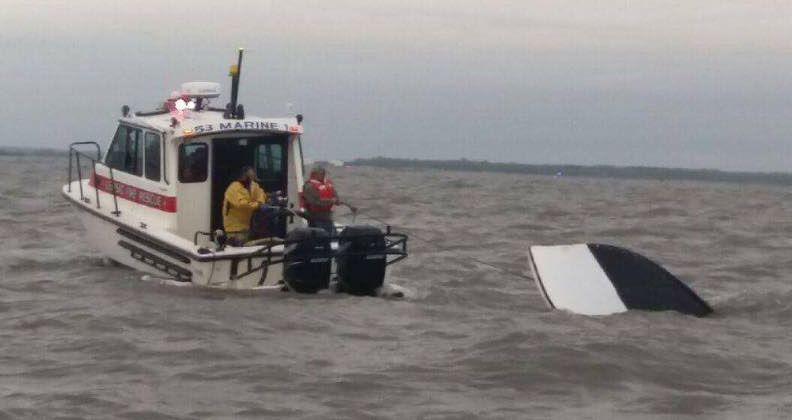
118, 240, 192, 281
116, 228, 192, 264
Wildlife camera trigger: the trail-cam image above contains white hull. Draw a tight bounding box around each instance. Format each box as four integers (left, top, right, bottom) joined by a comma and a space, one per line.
64, 181, 284, 290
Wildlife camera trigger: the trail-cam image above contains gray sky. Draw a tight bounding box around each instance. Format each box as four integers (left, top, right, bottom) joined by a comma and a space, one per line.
2, 0, 791, 171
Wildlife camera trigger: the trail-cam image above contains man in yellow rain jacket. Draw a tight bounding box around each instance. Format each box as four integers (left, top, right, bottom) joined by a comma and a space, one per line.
223, 166, 267, 245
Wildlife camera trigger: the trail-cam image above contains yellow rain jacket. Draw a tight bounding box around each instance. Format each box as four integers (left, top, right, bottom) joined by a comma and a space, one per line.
222, 181, 268, 233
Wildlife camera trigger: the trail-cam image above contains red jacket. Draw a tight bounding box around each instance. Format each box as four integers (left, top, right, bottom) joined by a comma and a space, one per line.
301, 178, 336, 215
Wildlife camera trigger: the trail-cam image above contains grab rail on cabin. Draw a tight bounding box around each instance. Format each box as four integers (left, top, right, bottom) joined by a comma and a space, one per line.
68, 142, 122, 217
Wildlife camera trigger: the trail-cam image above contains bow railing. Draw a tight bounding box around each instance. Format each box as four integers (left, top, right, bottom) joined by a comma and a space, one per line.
67, 142, 121, 216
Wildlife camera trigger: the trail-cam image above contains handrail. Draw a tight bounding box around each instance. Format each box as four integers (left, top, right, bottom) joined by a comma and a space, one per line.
91, 159, 100, 209
251, 230, 407, 261
162, 138, 169, 185
223, 230, 409, 281
67, 142, 121, 217
75, 151, 84, 201
68, 142, 100, 197
107, 164, 121, 216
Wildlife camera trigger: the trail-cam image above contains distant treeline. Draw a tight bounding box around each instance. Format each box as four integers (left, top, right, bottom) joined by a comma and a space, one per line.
0, 147, 66, 157
349, 157, 792, 186
5, 147, 792, 186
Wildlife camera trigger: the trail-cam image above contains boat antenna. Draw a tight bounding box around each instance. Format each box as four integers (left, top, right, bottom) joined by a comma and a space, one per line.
226, 48, 244, 119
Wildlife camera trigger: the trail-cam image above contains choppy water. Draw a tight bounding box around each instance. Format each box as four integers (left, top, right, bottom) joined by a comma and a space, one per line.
2, 155, 792, 419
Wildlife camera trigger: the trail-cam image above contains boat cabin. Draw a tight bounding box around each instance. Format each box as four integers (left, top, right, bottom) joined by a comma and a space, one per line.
91, 82, 306, 244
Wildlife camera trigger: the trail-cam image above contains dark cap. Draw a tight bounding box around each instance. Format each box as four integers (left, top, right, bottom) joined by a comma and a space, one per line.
236, 165, 254, 179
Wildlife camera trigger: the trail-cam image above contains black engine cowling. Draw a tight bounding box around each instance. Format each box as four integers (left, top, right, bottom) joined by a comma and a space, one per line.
283, 227, 332, 293
336, 225, 387, 296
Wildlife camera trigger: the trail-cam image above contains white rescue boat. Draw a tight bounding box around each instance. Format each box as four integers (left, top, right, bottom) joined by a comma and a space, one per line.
62, 50, 408, 294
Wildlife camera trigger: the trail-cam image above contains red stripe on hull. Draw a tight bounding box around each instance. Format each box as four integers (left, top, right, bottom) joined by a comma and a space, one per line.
89, 173, 177, 213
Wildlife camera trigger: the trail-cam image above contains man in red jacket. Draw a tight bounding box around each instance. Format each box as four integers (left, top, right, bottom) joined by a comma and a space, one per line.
301, 166, 355, 234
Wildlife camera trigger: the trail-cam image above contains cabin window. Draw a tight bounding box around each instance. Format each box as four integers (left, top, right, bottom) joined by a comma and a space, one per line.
255, 143, 284, 184
144, 132, 161, 181
105, 125, 143, 176
179, 143, 208, 183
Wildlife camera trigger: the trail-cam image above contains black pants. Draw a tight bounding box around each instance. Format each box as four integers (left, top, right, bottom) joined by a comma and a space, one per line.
308, 217, 336, 236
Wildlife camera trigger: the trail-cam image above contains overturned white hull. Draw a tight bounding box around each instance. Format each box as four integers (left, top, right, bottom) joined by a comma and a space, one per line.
528, 244, 713, 317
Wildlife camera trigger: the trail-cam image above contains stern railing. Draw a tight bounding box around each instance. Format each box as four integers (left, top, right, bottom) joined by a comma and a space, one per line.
225, 229, 409, 281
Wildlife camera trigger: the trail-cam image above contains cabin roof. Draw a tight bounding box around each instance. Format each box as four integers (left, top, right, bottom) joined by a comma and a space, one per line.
119, 109, 303, 138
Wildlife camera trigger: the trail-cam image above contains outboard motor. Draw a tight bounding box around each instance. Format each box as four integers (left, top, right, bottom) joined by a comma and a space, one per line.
336, 225, 387, 296
283, 228, 332, 293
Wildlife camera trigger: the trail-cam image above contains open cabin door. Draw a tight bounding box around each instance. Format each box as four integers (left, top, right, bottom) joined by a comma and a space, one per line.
211, 135, 289, 237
